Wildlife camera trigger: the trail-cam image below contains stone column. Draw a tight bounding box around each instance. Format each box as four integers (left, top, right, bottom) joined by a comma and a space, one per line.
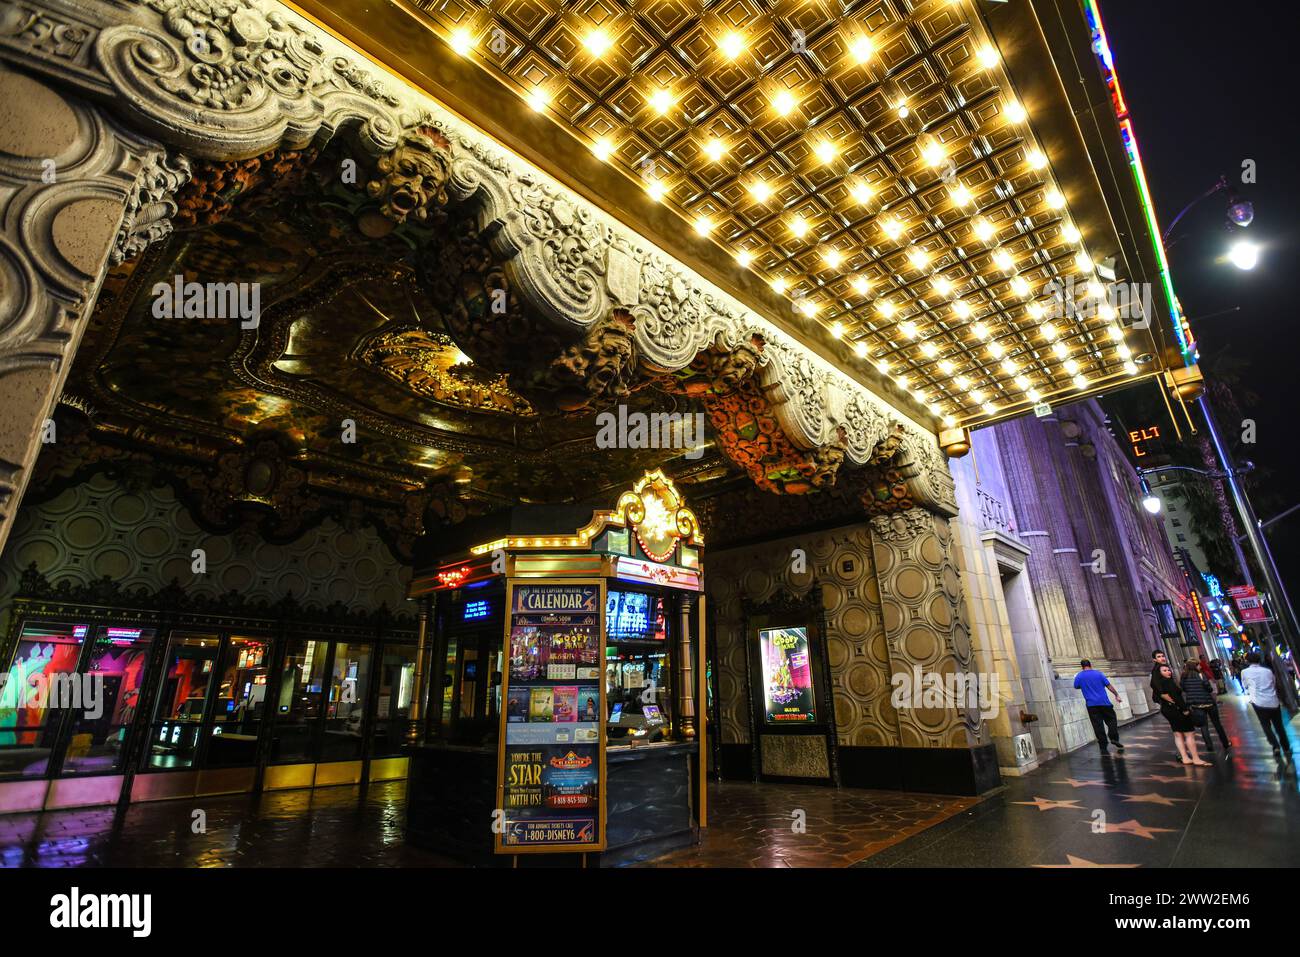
996, 417, 1103, 662
0, 64, 182, 559
858, 435, 999, 794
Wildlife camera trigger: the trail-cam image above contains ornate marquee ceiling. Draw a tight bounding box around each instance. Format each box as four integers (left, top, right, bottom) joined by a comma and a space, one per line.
292, 0, 1189, 432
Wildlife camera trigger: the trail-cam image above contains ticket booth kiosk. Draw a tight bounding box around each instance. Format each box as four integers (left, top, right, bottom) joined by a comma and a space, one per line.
405, 470, 707, 865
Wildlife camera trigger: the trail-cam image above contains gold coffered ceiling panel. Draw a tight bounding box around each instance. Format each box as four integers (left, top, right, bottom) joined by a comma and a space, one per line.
296, 0, 1165, 430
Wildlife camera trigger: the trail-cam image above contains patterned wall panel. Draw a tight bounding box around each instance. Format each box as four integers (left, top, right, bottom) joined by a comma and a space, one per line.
0, 472, 412, 634
869, 508, 984, 750
708, 522, 899, 748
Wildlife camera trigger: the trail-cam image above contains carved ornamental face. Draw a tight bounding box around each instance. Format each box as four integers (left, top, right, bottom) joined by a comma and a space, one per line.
367, 140, 448, 224
552, 320, 636, 409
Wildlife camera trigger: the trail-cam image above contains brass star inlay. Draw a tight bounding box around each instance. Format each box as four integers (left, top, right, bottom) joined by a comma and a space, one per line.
1138, 773, 1195, 784
1051, 778, 1109, 788
1119, 792, 1190, 806
1013, 797, 1083, 811
1034, 855, 1140, 868
1105, 819, 1178, 840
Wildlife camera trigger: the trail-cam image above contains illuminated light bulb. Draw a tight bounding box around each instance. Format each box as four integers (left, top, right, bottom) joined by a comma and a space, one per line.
814, 140, 838, 164
973, 218, 995, 242
970, 388, 985, 403
693, 215, 712, 235
938, 359, 955, 375
875, 359, 889, 374
972, 322, 991, 340
932, 275, 953, 297
977, 44, 999, 68
449, 27, 474, 55
823, 248, 843, 269
880, 217, 904, 241
591, 137, 613, 161
1045, 187, 1066, 209
702, 138, 726, 162
851, 275, 871, 295
1010, 275, 1030, 297
1004, 100, 1027, 123
894, 375, 910, 390
943, 414, 957, 427
1073, 373, 1088, 389
1075, 250, 1095, 273
1124, 359, 1138, 375
1027, 388, 1042, 402
830, 321, 844, 338
854, 341, 869, 358
1002, 359, 1019, 376
1108, 325, 1124, 342
1097, 301, 1116, 321
899, 320, 919, 339
992, 248, 1014, 271
750, 180, 772, 203
850, 35, 874, 63
850, 181, 873, 205
583, 28, 613, 57
649, 88, 674, 115
1028, 301, 1046, 320
950, 184, 973, 206
1014, 374, 1030, 390
1026, 148, 1047, 169
719, 31, 745, 60
921, 341, 939, 358
772, 90, 797, 117
789, 215, 808, 239
928, 403, 942, 416
1062, 222, 1082, 243
895, 100, 909, 119
646, 179, 665, 202
983, 401, 998, 415
798, 299, 818, 317
952, 300, 971, 320
771, 276, 788, 294
1117, 343, 1132, 359
1052, 341, 1068, 359
922, 138, 945, 168
955, 375, 972, 390
736, 249, 752, 268
1064, 358, 1080, 375
876, 299, 896, 318
988, 340, 1006, 359
1087, 279, 1106, 299
525, 87, 550, 112
907, 246, 930, 270
1042, 322, 1058, 341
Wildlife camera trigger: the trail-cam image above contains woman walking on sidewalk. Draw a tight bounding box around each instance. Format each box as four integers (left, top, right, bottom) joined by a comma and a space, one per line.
1154, 663, 1212, 766
1242, 651, 1293, 763
1181, 659, 1230, 753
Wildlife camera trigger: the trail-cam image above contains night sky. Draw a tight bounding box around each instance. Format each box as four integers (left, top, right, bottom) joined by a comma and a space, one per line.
1097, 0, 1300, 595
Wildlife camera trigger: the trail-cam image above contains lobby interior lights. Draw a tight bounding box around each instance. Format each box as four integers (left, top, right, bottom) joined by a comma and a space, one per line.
417, 0, 1157, 429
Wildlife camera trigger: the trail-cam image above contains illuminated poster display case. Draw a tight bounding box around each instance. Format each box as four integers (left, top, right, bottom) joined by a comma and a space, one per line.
743, 590, 838, 785
406, 470, 708, 865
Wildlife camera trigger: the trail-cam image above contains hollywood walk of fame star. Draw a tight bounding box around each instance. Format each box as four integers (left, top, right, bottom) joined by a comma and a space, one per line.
1119, 792, 1190, 806
1051, 778, 1109, 788
1034, 855, 1140, 868
1013, 796, 1083, 811
1105, 818, 1178, 840
1138, 773, 1195, 784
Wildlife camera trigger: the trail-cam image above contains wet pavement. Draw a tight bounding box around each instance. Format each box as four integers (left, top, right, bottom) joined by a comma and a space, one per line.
860, 691, 1300, 867
3, 689, 1295, 868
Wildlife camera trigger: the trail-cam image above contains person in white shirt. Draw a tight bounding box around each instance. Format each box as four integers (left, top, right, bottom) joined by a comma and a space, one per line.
1242, 651, 1292, 762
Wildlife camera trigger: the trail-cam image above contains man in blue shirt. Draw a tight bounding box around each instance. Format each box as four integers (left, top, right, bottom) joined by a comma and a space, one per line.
1074, 659, 1125, 754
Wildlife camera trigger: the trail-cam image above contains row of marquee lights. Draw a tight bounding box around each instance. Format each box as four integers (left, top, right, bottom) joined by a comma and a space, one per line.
444, 5, 1142, 426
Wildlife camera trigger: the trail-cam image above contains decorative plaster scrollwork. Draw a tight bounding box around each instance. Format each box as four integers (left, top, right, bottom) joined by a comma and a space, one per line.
111, 148, 191, 264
